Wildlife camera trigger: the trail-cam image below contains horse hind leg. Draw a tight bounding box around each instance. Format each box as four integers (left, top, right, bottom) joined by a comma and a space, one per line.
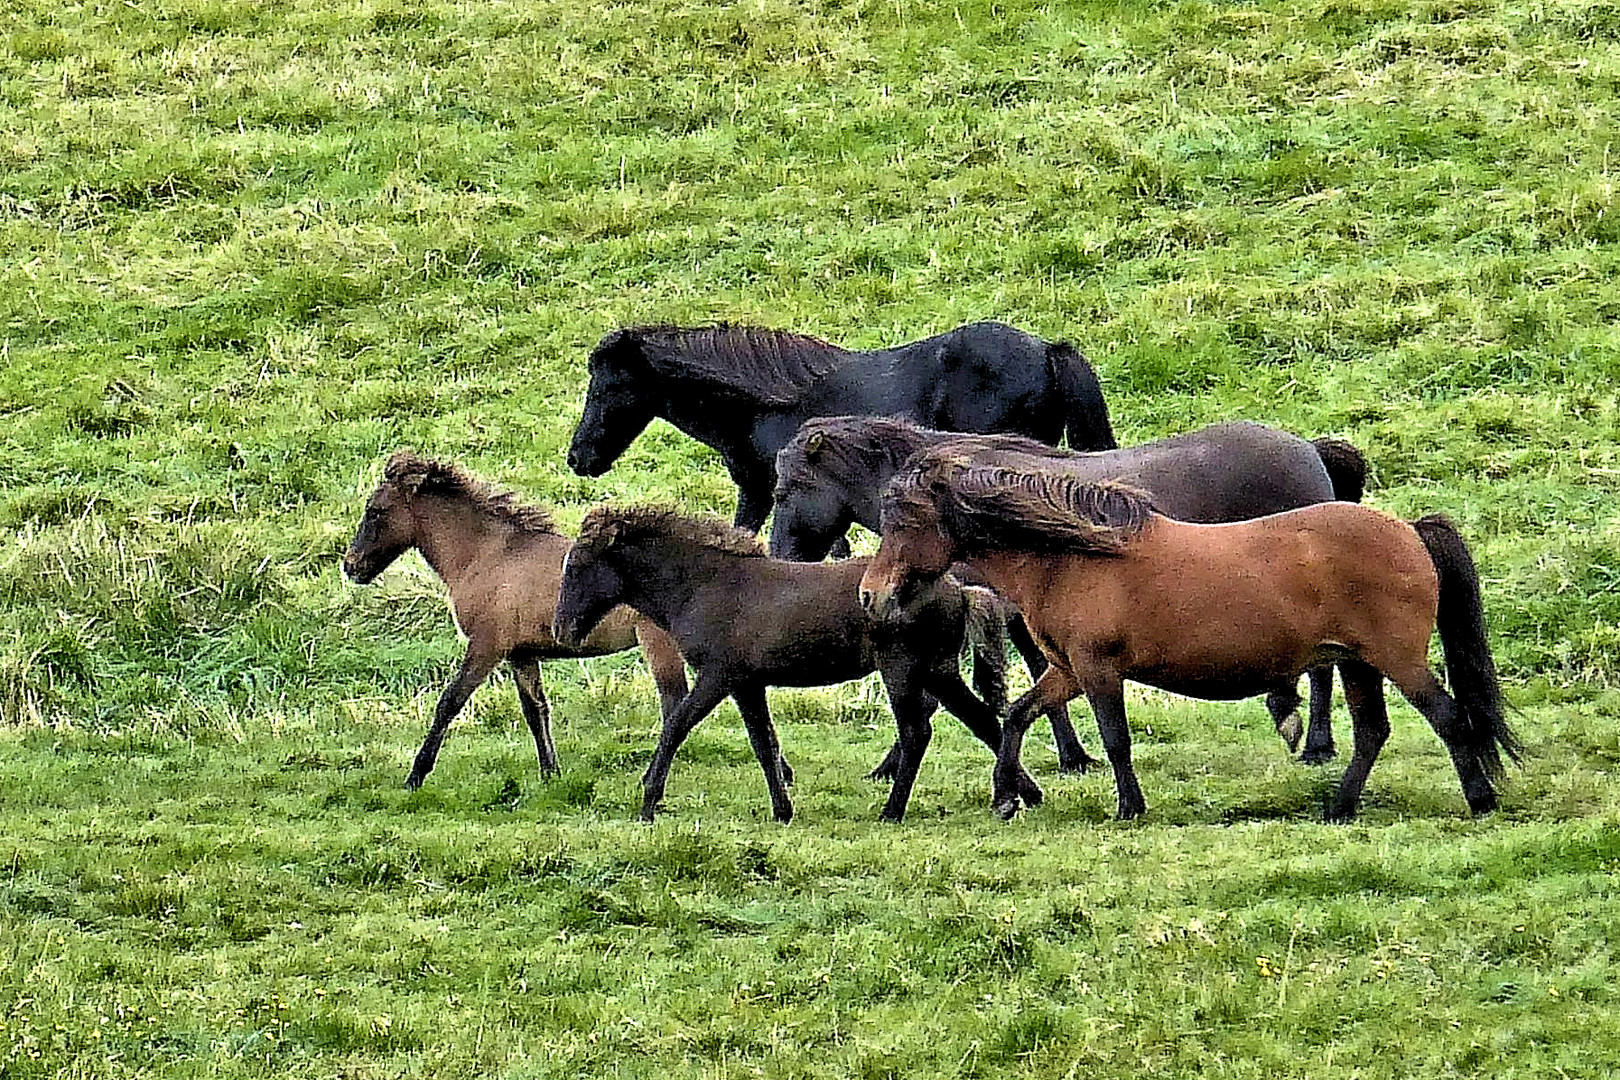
1394, 669, 1499, 816
1266, 682, 1304, 755
511, 657, 559, 779
1326, 660, 1390, 822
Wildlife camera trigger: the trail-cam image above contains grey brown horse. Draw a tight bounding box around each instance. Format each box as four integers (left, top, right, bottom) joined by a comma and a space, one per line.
771, 418, 1368, 766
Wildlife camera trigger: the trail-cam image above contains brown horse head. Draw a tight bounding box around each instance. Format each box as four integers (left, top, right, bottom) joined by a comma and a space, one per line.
859, 450, 1155, 622
343, 451, 432, 583
343, 451, 556, 584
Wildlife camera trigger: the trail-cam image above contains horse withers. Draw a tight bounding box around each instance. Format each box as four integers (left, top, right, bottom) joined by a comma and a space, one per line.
551, 506, 1031, 824
565, 321, 1116, 543
771, 417, 1369, 767
342, 452, 690, 790
858, 451, 1522, 823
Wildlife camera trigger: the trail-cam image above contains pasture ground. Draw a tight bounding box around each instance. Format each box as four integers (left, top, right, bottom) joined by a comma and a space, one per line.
3, 0, 1620, 1075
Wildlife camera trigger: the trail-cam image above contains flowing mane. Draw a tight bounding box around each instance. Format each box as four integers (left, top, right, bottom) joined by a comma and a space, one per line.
887, 453, 1156, 556
577, 504, 767, 558
598, 324, 852, 406
781, 416, 1088, 491
383, 451, 558, 534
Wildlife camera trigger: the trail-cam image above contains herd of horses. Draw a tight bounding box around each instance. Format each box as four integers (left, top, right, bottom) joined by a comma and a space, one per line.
342, 320, 1522, 824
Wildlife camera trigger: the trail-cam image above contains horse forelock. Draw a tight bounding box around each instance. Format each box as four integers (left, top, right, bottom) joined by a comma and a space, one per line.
618, 323, 850, 405
578, 504, 766, 558
784, 416, 938, 489
379, 452, 557, 534
889, 454, 1154, 556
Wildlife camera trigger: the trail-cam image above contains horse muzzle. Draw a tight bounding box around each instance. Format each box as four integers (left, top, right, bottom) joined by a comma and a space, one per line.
858, 583, 900, 623
566, 446, 607, 478
551, 613, 585, 648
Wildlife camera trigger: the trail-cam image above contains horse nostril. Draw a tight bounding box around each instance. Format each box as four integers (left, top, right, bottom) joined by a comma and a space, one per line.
858, 587, 874, 613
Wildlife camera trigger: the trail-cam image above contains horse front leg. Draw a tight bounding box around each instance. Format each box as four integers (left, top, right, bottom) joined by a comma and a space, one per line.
927, 669, 1043, 808
406, 645, 502, 790
875, 670, 937, 823
639, 669, 730, 821
732, 475, 774, 535
1007, 615, 1097, 773
992, 665, 1080, 819
1087, 682, 1146, 820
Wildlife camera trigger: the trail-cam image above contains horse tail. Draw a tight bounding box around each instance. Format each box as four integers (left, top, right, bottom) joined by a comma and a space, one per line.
1411, 514, 1524, 782
1047, 341, 1118, 451
1312, 437, 1367, 503
961, 585, 1010, 717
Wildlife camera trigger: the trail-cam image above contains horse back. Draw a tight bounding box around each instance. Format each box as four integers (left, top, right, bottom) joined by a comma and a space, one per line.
1090, 422, 1336, 523
1035, 505, 1439, 696
455, 531, 641, 658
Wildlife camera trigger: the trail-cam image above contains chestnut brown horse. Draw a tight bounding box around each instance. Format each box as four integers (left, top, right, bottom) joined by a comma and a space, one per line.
858, 452, 1523, 822
342, 452, 689, 790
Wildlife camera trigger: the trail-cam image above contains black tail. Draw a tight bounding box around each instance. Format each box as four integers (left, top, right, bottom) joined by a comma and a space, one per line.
1313, 437, 1367, 503
1047, 341, 1117, 451
1411, 515, 1524, 783
961, 585, 1010, 717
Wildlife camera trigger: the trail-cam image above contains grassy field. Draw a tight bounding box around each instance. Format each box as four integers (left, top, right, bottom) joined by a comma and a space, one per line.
3, 0, 1620, 1075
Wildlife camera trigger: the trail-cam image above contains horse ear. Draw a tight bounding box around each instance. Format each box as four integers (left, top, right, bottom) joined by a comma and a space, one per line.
805, 431, 824, 460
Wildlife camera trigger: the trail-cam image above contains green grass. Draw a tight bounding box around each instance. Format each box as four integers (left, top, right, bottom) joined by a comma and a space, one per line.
3, 0, 1620, 1075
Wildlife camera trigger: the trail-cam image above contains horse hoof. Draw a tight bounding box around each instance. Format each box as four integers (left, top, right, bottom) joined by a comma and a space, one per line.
1467, 791, 1499, 816
1059, 753, 1100, 775
992, 796, 1022, 820
1300, 747, 1337, 766
1018, 779, 1045, 807
403, 774, 424, 792
1276, 715, 1304, 754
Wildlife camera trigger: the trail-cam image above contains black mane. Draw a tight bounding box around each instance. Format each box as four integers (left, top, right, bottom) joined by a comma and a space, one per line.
578, 504, 767, 557
599, 324, 851, 407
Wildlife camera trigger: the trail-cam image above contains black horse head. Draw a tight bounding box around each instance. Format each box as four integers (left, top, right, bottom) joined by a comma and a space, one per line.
567, 329, 655, 478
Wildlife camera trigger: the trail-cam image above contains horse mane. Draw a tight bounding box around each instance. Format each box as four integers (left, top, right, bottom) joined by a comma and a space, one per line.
577, 504, 766, 558
781, 416, 1078, 489
888, 452, 1156, 556
383, 451, 558, 534
779, 416, 939, 487
600, 324, 851, 406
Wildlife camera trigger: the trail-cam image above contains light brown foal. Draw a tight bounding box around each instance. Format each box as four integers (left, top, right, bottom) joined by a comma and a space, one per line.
343, 452, 688, 789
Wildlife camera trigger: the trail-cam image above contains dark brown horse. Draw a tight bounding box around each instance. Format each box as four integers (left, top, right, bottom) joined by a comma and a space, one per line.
342, 452, 690, 790
551, 506, 1030, 823
772, 417, 1369, 767
859, 452, 1522, 822
566, 321, 1116, 548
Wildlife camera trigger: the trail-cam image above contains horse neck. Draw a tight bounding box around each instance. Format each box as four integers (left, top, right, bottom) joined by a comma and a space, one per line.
958, 550, 1052, 621
612, 537, 742, 634
835, 427, 948, 529
409, 496, 512, 590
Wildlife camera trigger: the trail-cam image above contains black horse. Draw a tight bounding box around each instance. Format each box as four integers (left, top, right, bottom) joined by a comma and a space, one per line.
565, 322, 1116, 542
551, 506, 1033, 823
770, 417, 1369, 767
